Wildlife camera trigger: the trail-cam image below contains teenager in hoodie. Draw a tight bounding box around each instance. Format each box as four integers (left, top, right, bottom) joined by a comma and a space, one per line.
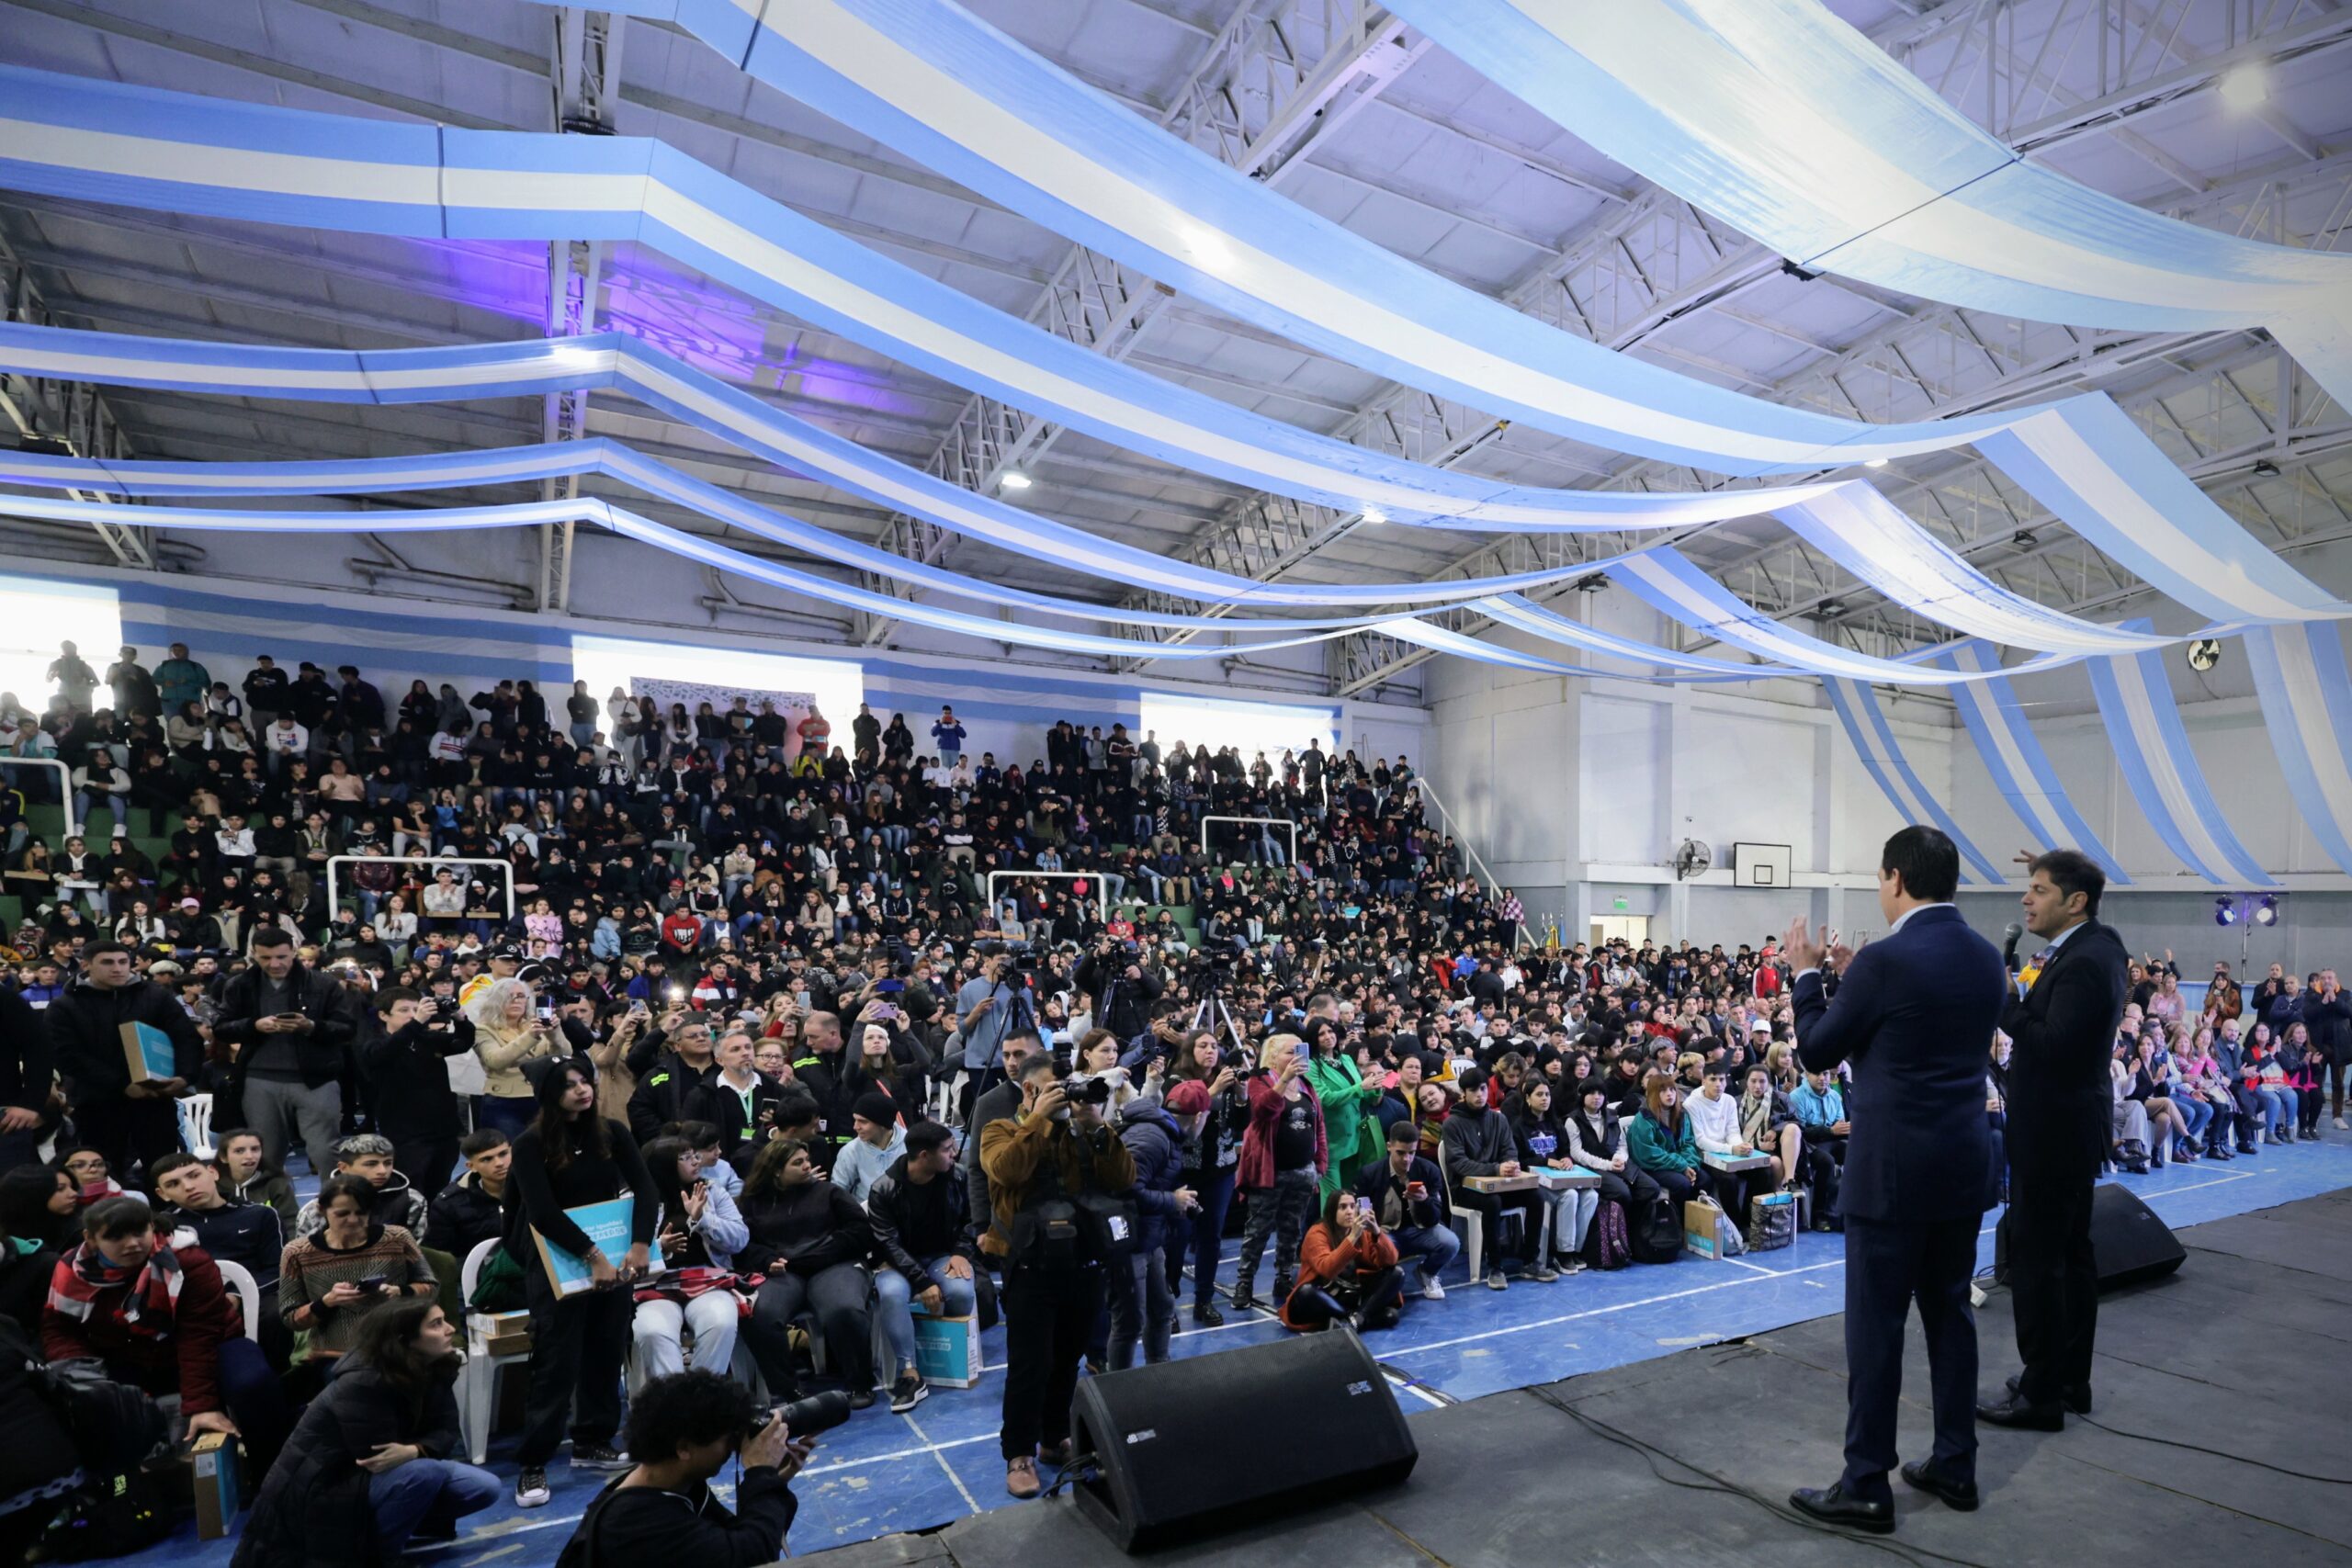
294, 1134, 429, 1240
1108, 1085, 1202, 1369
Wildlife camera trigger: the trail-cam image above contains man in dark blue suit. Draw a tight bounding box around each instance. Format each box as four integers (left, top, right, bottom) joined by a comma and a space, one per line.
1782, 827, 2007, 1533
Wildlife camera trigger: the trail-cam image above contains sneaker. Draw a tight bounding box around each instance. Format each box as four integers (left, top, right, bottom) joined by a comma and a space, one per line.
1006, 1457, 1040, 1499
889, 1371, 930, 1414
1418, 1274, 1446, 1302
571, 1442, 629, 1471
846, 1386, 877, 1411
1531, 1264, 1560, 1282
1485, 1270, 1508, 1292
2335, 1116, 2347, 1131
1227, 1287, 1261, 1313
1193, 1301, 1226, 1326
1557, 1257, 1588, 1275
513, 1467, 551, 1508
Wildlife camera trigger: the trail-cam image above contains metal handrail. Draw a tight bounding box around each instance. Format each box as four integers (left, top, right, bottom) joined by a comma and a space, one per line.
0, 756, 78, 840
1409, 777, 1531, 952
1199, 815, 1298, 865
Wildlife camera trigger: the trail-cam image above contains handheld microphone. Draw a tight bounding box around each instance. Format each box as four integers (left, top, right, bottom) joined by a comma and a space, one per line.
2002, 922, 2023, 973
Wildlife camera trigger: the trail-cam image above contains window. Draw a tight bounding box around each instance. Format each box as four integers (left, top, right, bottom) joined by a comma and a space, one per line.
570, 634, 863, 732
1137, 692, 1338, 765
0, 575, 120, 710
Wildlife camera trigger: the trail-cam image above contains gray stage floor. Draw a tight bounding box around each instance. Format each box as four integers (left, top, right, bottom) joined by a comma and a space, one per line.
799, 1187, 2352, 1568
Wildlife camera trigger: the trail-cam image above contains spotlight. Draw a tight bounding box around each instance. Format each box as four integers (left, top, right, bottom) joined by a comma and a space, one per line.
999, 471, 1033, 491
2252, 458, 2280, 478
2215, 897, 2237, 927
1361, 506, 1388, 525
2218, 62, 2271, 112
2254, 895, 2278, 927
1862, 457, 1888, 469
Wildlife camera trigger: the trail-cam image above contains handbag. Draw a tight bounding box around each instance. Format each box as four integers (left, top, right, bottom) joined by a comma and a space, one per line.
1746, 1192, 1797, 1253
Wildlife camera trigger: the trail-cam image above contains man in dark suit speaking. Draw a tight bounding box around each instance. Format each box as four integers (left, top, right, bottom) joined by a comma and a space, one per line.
1782, 826, 2007, 1533
1976, 848, 2128, 1431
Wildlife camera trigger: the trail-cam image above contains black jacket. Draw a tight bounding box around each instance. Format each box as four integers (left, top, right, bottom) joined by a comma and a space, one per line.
1356, 1155, 1448, 1230
215, 960, 357, 1090
233, 1362, 464, 1568
1997, 918, 2129, 1180
356, 1012, 475, 1141
1794, 904, 2008, 1223
427, 1172, 509, 1263
45, 976, 205, 1100
684, 1071, 787, 1158
864, 1154, 975, 1291
736, 1179, 871, 1278
562, 1466, 797, 1568
167, 1199, 287, 1290
626, 1045, 716, 1146
0, 985, 53, 1114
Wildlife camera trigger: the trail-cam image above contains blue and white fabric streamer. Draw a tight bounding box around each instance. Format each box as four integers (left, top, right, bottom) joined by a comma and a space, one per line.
2243, 623, 2352, 877
1384, 0, 2352, 410
1821, 675, 2006, 884
1931, 640, 2129, 884
0, 60, 2333, 649
2086, 630, 2277, 886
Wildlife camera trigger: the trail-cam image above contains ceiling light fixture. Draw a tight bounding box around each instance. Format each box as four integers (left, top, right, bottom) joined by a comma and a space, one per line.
1361, 506, 1388, 525
2219, 61, 2271, 111
1862, 457, 1888, 468
999, 471, 1033, 491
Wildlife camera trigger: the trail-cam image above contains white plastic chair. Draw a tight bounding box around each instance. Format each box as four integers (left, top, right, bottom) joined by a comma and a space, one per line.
214, 1257, 260, 1342
176, 1092, 216, 1158
458, 1238, 534, 1464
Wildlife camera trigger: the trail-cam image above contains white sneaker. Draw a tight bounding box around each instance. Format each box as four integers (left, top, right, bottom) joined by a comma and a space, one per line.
2336, 1116, 2348, 1131
1419, 1275, 1445, 1301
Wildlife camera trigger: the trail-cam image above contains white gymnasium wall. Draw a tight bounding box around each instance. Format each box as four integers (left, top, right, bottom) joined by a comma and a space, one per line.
1420, 587, 1940, 949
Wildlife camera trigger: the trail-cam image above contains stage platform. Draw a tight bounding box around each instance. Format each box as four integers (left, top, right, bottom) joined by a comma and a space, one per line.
803, 1182, 2352, 1568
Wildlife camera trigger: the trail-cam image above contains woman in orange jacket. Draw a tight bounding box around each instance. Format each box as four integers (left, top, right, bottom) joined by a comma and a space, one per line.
1280, 1189, 1405, 1333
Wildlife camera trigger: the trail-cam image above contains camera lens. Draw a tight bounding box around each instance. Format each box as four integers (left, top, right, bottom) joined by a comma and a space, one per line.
769, 1390, 853, 1439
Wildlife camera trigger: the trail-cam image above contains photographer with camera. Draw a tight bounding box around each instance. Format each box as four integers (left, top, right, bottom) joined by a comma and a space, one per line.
1076, 936, 1162, 1048
956, 946, 1027, 1122
358, 986, 477, 1194
979, 1053, 1136, 1499
558, 1370, 821, 1568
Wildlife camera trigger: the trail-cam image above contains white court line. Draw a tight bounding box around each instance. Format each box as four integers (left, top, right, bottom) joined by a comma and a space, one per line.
2141, 1170, 2255, 1201
802, 1431, 998, 1477
1391, 1258, 1850, 1358
901, 1408, 982, 1514
1721, 1258, 1779, 1276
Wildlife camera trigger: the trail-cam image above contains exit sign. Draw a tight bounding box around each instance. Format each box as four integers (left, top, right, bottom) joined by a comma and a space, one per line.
1612, 897, 1629, 910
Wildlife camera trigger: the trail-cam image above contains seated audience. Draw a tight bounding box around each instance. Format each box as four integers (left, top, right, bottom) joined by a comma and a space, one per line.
738, 1137, 877, 1409
632, 1134, 750, 1382
1281, 1188, 1404, 1332
278, 1172, 435, 1373
865, 1118, 978, 1412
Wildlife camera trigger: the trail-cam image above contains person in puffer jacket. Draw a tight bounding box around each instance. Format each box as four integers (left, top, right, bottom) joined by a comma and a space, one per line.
1105, 1089, 1201, 1370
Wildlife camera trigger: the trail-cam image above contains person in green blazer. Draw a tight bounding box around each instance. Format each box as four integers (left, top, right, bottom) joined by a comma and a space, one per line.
1303, 1019, 1383, 1201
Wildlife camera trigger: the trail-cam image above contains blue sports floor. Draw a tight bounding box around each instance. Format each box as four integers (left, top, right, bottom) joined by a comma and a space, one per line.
121, 1134, 2352, 1564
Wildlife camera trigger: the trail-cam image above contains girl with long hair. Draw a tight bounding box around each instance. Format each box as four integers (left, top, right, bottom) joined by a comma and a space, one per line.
1278, 1188, 1404, 1333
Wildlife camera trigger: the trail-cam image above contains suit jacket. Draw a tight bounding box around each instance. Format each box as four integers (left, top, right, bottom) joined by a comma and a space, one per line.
1999, 918, 2129, 1179
1792, 906, 2006, 1224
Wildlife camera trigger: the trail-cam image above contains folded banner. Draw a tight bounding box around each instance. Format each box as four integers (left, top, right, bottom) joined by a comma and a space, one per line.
2086, 629, 2276, 886
1931, 640, 2129, 885
2243, 622, 2352, 876
1384, 0, 2352, 408
1821, 676, 2005, 884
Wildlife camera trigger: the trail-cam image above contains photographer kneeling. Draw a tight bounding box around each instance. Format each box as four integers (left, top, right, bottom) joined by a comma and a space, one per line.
979, 1054, 1136, 1500
558, 1370, 817, 1567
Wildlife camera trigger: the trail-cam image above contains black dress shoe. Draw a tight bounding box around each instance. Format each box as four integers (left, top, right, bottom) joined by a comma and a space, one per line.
1975, 1392, 2065, 1430
2004, 1372, 2091, 1414
1900, 1460, 1980, 1511
1789, 1482, 1894, 1535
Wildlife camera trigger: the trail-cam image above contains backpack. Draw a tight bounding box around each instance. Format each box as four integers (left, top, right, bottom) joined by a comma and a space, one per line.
1583, 1197, 1631, 1270
31, 1470, 173, 1562
1627, 1197, 1686, 1264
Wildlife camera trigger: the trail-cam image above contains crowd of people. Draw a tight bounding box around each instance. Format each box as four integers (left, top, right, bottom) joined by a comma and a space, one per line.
0, 637, 2346, 1562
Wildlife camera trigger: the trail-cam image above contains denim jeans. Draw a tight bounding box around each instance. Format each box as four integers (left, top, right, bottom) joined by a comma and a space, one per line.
1105, 1242, 1174, 1368
874, 1258, 977, 1374
1390, 1221, 1461, 1283
369, 1459, 500, 1553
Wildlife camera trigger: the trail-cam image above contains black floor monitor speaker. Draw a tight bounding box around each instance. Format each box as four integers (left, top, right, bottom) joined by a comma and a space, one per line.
1994, 1182, 2187, 1291
1069, 1328, 1418, 1551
